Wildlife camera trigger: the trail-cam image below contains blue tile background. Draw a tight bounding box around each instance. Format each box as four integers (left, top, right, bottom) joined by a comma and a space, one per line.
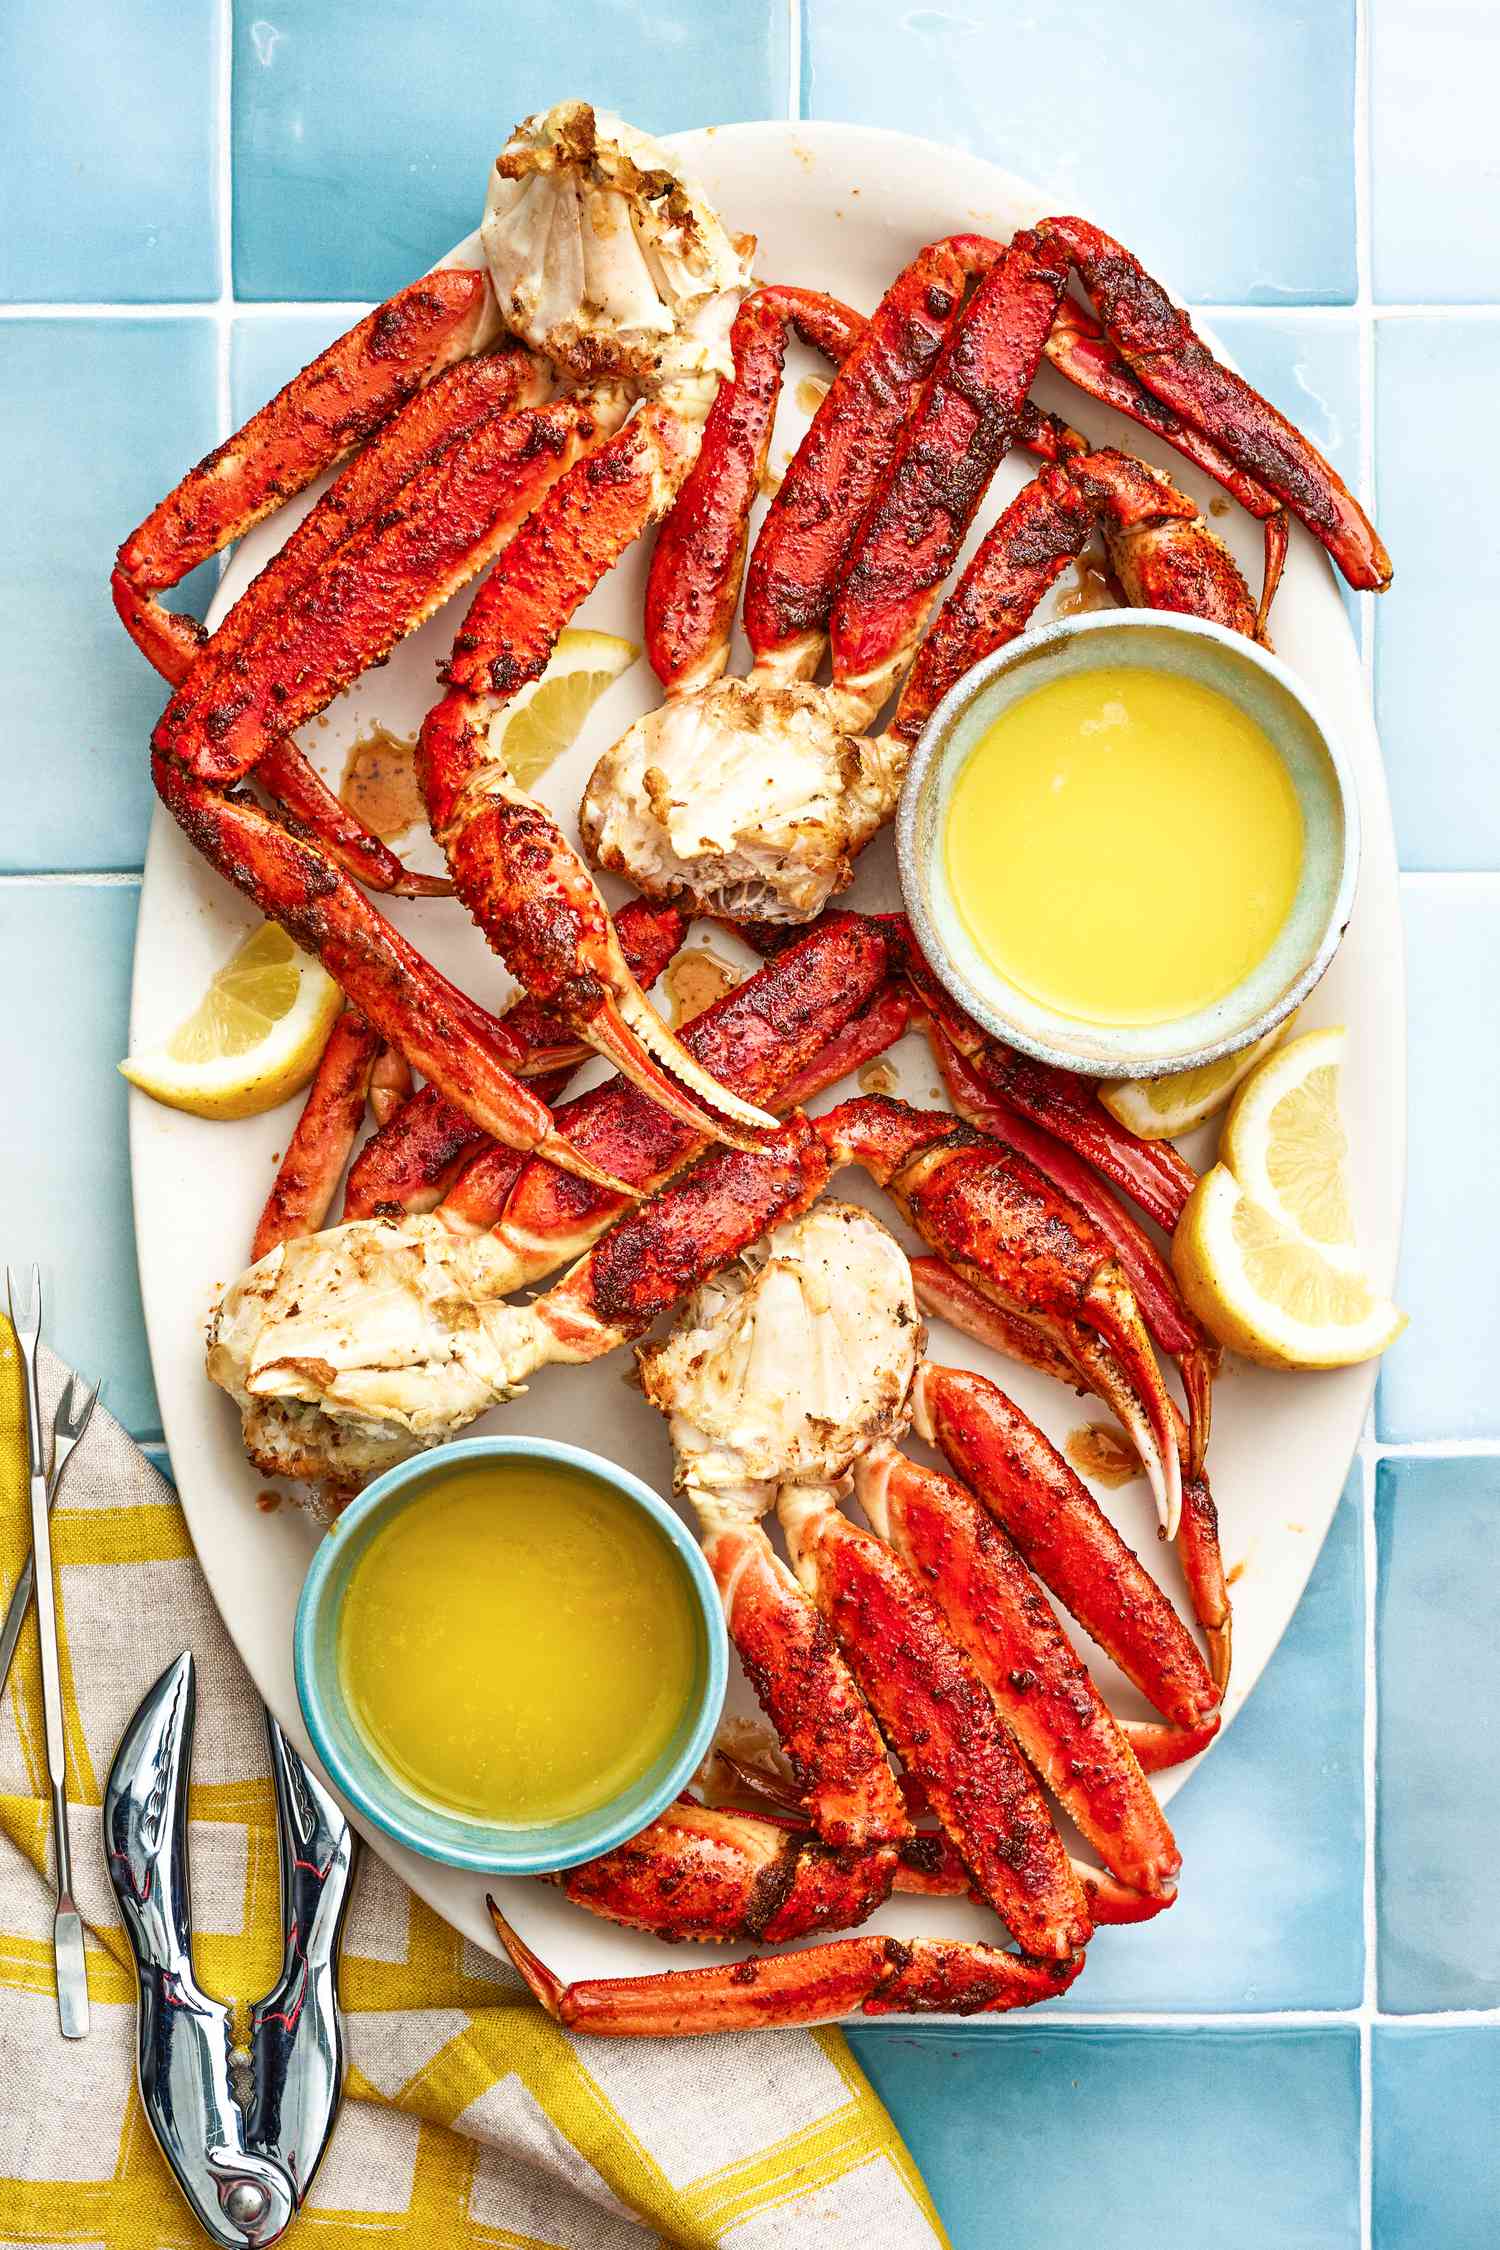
0, 1, 221, 303
1373, 2026, 1500, 2250
5, 3, 1496, 2242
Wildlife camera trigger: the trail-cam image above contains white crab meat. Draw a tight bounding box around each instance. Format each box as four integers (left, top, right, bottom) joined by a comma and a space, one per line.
482, 101, 751, 405
639, 1201, 922, 1522
207, 1217, 540, 1490
580, 679, 906, 923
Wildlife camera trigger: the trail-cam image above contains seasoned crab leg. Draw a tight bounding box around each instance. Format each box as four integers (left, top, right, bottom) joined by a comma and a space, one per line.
647, 284, 868, 695
892, 428, 1263, 747
252, 1010, 382, 1260
491, 1899, 1079, 2034
112, 268, 499, 671
912, 1360, 1222, 1741
414, 399, 779, 1148
854, 1446, 1180, 1907
921, 1015, 1214, 1471
342, 898, 686, 1219
913, 1257, 1231, 1703
820, 1095, 1184, 1538
152, 754, 624, 1191
1035, 216, 1390, 591
436, 910, 895, 1265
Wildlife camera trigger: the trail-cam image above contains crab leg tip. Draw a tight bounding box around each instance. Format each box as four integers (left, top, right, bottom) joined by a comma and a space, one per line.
1207, 1620, 1233, 1694
596, 988, 779, 1149
486, 1898, 567, 2018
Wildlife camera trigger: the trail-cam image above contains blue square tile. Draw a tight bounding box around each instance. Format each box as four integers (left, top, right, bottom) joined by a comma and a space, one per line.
801, 0, 1356, 304
1372, 1, 1500, 302
848, 2028, 1361, 2250
1211, 312, 1362, 628
0, 885, 158, 1440
0, 319, 219, 874
1375, 320, 1500, 869
232, 1, 790, 301
1373, 2026, 1500, 2250
1376, 1457, 1500, 2009
0, 1, 220, 301
1065, 1478, 1364, 2012
1377, 888, 1500, 1440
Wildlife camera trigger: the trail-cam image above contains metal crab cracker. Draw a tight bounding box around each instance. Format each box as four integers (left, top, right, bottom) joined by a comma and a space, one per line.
103, 1651, 356, 2248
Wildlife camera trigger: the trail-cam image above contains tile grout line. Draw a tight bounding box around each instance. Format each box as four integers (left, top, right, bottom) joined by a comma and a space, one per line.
1353, 0, 1378, 2239
787, 0, 801, 120
215, 0, 235, 496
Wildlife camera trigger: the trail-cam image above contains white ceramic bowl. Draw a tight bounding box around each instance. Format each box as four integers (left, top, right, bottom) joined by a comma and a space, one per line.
896, 610, 1361, 1077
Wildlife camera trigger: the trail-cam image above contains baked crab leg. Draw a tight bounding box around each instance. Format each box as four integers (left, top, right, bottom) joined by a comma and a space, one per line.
580, 231, 1289, 930
493, 1199, 1193, 2032
119, 103, 782, 1149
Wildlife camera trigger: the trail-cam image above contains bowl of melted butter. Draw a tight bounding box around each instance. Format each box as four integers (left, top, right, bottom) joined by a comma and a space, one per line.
897, 610, 1359, 1077
295, 1436, 727, 1874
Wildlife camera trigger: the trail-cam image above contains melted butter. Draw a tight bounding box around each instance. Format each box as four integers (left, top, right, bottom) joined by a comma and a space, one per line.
795, 375, 830, 417
664, 946, 742, 1027
1065, 1423, 1143, 1489
857, 1057, 900, 1096
339, 726, 423, 840
945, 665, 1304, 1027
339, 1459, 702, 1827
1052, 556, 1115, 619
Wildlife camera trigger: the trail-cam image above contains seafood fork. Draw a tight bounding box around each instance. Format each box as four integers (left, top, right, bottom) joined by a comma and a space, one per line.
0, 1368, 100, 1692
6, 1265, 91, 2038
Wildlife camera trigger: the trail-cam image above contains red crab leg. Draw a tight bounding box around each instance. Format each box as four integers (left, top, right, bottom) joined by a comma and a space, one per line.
647, 285, 866, 695
155, 390, 597, 787
821, 1095, 1183, 1537
113, 267, 498, 661
150, 754, 628, 1192
856, 1445, 1181, 1906
419, 401, 779, 1148
913, 1259, 1231, 1704
891, 438, 1260, 748
341, 898, 686, 1219
696, 1522, 909, 1848
524, 1114, 833, 1367
490, 1901, 1079, 2034
828, 232, 1070, 716
251, 1009, 381, 1260
775, 1488, 1091, 1961
896, 941, 1197, 1231
745, 239, 992, 684
1042, 299, 1290, 635
924, 1022, 1213, 1471
550, 1801, 901, 1942
911, 1359, 1220, 1733
438, 911, 895, 1270
1036, 217, 1391, 592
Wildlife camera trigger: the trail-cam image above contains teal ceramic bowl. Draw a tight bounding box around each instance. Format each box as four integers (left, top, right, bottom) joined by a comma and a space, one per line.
294, 1435, 728, 1876
896, 610, 1361, 1077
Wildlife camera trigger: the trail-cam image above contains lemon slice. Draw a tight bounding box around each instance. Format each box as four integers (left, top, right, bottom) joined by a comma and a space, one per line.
1172, 1164, 1405, 1369
1099, 1018, 1295, 1140
489, 628, 638, 790
1219, 1025, 1357, 1259
120, 922, 343, 1120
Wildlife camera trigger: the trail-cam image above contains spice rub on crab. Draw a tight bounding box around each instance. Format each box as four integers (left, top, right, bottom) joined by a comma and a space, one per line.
488, 1198, 1223, 2034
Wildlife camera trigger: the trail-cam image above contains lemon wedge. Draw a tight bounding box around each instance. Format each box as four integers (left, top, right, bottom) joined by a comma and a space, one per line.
1218, 1024, 1358, 1260
1099, 1018, 1295, 1140
488, 628, 638, 790
1172, 1164, 1405, 1370
120, 922, 343, 1120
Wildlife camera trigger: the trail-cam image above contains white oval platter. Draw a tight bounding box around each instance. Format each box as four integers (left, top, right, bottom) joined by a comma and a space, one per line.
128, 120, 1404, 2002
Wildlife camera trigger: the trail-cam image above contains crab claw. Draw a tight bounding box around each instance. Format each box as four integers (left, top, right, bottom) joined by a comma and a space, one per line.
488, 1898, 1079, 2033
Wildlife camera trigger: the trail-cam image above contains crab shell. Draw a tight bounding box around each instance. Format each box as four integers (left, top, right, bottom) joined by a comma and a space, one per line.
580, 679, 906, 922
206, 1216, 536, 1489
482, 101, 753, 400
637, 1199, 923, 1513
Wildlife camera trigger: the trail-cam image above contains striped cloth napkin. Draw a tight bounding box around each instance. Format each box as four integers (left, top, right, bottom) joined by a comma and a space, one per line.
0, 1327, 946, 2248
